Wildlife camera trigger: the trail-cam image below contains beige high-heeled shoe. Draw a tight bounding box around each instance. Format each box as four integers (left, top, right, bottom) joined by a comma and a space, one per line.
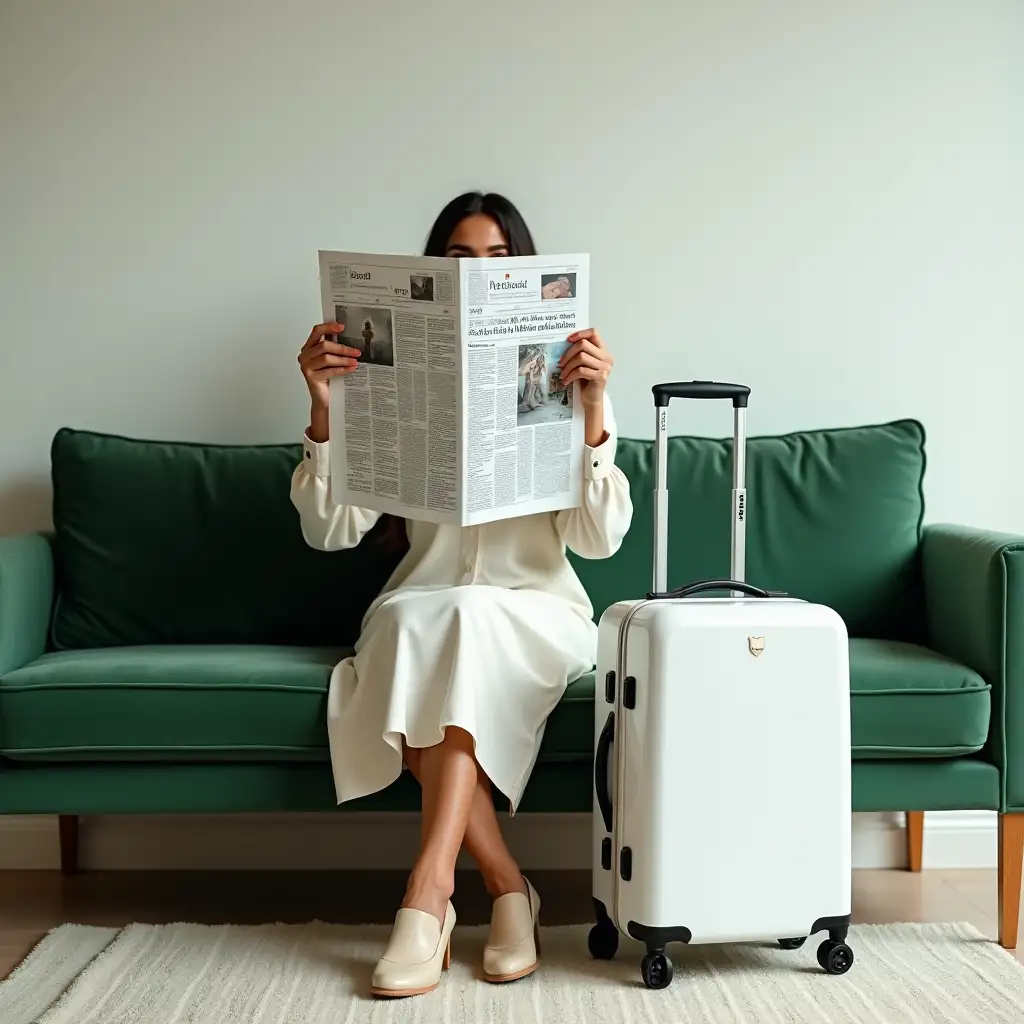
483, 877, 541, 983
370, 900, 456, 998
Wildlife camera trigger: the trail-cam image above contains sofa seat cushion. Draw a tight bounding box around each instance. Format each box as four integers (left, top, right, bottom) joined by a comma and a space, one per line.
0, 639, 988, 765
0, 645, 598, 765
850, 639, 990, 758
0, 646, 345, 761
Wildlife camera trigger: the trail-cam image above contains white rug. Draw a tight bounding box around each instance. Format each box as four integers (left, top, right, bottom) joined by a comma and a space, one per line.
3, 921, 1023, 1023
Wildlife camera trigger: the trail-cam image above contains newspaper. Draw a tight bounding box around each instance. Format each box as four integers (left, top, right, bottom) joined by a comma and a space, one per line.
318, 249, 589, 526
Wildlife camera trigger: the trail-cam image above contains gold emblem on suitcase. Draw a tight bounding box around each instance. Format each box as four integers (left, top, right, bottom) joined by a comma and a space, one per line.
748, 636, 765, 657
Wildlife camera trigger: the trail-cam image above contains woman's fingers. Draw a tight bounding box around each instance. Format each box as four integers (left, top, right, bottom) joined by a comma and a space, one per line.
560, 336, 610, 367
563, 364, 606, 385
566, 328, 604, 348
299, 343, 361, 376
298, 320, 362, 384
562, 354, 609, 385
299, 325, 360, 381
561, 344, 609, 371
558, 341, 580, 369
309, 365, 359, 381
304, 321, 346, 348
307, 339, 362, 359
560, 328, 614, 385
561, 339, 612, 384
561, 350, 603, 374
307, 352, 359, 371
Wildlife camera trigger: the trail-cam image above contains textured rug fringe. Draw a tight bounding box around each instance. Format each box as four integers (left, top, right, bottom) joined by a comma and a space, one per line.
0, 923, 120, 1024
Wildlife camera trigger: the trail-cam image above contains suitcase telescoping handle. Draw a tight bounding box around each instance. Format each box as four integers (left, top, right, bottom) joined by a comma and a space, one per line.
651, 381, 750, 596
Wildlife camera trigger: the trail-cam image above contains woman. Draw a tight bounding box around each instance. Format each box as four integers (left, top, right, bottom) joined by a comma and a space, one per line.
291, 191, 632, 998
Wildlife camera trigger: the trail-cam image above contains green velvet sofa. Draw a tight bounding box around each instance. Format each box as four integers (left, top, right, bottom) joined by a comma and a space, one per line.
1, 420, 1021, 946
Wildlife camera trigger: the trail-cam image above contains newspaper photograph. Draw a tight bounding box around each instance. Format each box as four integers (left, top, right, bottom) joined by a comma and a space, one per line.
318, 249, 589, 527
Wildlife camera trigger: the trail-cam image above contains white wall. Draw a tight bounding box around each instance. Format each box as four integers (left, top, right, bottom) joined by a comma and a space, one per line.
1, 0, 1022, 535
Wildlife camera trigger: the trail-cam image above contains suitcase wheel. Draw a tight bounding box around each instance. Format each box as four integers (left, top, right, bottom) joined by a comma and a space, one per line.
587, 918, 619, 961
640, 951, 674, 990
817, 939, 854, 975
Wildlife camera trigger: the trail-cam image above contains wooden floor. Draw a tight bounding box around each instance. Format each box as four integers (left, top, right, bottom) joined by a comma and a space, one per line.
2, 868, 1022, 980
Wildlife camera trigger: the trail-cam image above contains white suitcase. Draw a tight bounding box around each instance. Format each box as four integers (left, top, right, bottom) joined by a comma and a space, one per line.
589, 380, 853, 990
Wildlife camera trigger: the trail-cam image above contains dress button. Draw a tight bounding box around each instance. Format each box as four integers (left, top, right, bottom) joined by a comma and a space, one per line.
464, 561, 473, 574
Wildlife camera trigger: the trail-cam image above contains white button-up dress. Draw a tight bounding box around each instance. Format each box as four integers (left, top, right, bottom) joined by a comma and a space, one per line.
290, 395, 634, 812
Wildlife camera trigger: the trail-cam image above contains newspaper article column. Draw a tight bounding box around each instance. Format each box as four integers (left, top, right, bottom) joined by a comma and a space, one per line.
320, 252, 462, 524
460, 255, 589, 526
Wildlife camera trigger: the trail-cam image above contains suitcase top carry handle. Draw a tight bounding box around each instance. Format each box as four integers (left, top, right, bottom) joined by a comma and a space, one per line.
652, 381, 750, 408
647, 579, 788, 600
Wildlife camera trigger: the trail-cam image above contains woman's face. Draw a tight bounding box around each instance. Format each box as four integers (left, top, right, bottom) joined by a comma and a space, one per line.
444, 214, 510, 258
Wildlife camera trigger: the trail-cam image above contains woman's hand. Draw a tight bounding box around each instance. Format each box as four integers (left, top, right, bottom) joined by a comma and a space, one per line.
298, 322, 362, 408
299, 322, 361, 443
560, 329, 613, 447
559, 329, 613, 408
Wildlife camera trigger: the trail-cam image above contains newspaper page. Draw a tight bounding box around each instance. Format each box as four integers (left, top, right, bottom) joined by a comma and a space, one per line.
318, 250, 589, 527
458, 254, 589, 526
319, 251, 463, 524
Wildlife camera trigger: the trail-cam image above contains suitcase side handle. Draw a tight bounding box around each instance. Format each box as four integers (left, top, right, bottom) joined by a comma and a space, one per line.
647, 579, 787, 600
595, 711, 615, 833
652, 381, 750, 408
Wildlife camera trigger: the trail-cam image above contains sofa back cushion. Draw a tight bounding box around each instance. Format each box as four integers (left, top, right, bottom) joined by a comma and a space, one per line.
50, 418, 926, 649
50, 429, 403, 649
570, 418, 927, 641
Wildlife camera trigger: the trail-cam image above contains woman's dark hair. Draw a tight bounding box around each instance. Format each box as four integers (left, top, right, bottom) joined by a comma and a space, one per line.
377, 192, 536, 554
422, 191, 537, 258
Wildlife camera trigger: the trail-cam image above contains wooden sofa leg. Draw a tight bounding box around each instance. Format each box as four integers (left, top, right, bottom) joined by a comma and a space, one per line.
905, 811, 924, 872
999, 812, 1024, 949
59, 815, 80, 875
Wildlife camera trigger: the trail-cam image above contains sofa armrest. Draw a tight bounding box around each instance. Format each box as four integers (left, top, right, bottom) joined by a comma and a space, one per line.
0, 532, 54, 675
922, 523, 1024, 811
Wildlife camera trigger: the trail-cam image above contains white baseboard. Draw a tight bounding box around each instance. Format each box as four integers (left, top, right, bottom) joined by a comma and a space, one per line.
851, 810, 996, 869
0, 811, 998, 872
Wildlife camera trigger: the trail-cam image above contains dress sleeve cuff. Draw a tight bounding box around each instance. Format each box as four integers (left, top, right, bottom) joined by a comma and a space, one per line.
584, 430, 617, 481
301, 431, 330, 478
